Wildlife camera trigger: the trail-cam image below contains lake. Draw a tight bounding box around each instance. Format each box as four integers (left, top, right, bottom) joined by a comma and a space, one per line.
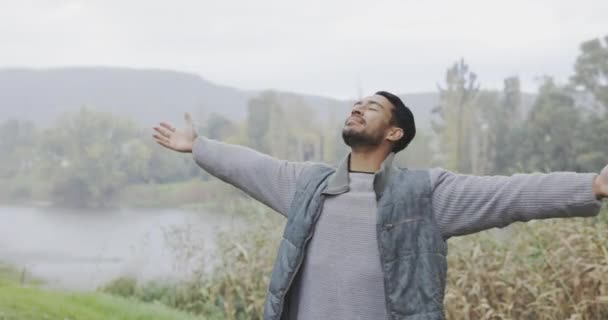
0, 205, 241, 291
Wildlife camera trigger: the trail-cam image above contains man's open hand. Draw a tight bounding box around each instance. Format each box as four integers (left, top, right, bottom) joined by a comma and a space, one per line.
593, 164, 608, 199
153, 113, 198, 153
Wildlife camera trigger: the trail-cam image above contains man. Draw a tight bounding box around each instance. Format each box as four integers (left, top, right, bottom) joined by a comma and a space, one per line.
153, 91, 606, 320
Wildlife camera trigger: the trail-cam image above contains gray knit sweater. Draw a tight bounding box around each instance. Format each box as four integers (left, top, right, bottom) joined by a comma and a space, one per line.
192, 136, 602, 320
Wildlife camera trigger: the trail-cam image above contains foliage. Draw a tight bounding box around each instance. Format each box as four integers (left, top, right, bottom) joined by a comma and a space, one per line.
511, 78, 582, 172
492, 77, 523, 174
32, 108, 136, 207
100, 200, 282, 320
429, 34, 608, 176
394, 127, 435, 168
99, 200, 608, 320
246, 91, 277, 155
576, 113, 608, 172
432, 58, 480, 173
571, 36, 608, 108
0, 107, 207, 208
445, 215, 608, 319
0, 119, 37, 179
246, 91, 324, 161
0, 263, 202, 320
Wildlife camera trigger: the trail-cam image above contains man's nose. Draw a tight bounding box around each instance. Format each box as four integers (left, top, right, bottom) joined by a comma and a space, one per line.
351, 106, 364, 116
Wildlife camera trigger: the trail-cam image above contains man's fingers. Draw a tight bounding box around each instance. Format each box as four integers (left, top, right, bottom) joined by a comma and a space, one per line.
155, 140, 171, 149
153, 126, 171, 138
160, 122, 175, 132
153, 134, 170, 145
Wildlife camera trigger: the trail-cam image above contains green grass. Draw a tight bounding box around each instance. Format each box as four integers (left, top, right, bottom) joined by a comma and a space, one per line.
0, 264, 204, 320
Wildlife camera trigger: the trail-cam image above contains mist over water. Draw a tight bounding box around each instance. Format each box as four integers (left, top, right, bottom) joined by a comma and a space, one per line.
0, 206, 241, 291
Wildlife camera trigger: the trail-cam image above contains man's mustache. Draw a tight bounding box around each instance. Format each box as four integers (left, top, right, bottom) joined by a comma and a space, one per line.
345, 116, 365, 125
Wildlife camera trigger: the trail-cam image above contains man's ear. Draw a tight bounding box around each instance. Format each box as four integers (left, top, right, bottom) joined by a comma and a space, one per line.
386, 127, 404, 143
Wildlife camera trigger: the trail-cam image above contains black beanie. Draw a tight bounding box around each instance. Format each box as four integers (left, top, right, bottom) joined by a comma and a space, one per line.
374, 91, 416, 153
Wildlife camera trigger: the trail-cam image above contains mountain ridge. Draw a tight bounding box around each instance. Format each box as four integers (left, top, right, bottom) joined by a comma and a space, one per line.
0, 67, 532, 130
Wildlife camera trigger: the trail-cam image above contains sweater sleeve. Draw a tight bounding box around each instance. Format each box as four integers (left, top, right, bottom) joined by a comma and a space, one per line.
192, 136, 314, 217
430, 168, 602, 239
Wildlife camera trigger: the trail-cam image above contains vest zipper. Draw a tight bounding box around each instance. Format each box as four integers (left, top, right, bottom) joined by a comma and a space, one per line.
278, 194, 327, 318
377, 216, 394, 320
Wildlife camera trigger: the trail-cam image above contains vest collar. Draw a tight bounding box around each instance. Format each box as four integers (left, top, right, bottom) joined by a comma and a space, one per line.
322, 152, 397, 196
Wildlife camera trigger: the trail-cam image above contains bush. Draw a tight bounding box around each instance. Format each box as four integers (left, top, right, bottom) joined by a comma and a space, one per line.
445, 216, 608, 319
102, 201, 608, 319
100, 200, 282, 319
99, 276, 137, 298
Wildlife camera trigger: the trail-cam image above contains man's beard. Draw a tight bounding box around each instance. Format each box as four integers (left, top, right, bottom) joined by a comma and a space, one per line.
342, 126, 384, 148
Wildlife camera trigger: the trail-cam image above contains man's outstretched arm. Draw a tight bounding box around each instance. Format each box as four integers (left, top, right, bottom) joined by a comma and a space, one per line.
153, 113, 311, 217
430, 168, 604, 239
191, 136, 312, 216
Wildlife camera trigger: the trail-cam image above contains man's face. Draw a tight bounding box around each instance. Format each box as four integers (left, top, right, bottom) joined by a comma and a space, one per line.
342, 94, 395, 149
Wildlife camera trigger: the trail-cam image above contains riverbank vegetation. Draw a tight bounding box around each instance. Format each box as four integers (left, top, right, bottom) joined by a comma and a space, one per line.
0, 263, 203, 320
99, 199, 608, 319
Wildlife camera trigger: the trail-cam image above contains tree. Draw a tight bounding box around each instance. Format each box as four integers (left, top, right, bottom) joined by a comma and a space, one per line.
515, 78, 581, 172
246, 92, 276, 154
0, 119, 37, 179
569, 35, 608, 173
492, 77, 523, 174
39, 107, 141, 208
246, 91, 322, 161
432, 59, 480, 173
472, 90, 500, 174
575, 113, 608, 172
571, 35, 608, 108
204, 112, 235, 141
394, 128, 434, 169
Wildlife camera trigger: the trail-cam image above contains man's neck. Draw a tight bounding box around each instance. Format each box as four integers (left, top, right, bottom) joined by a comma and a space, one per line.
349, 148, 390, 173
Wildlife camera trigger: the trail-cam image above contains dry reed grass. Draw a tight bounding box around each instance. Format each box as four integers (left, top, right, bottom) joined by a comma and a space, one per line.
103, 202, 608, 320
203, 211, 608, 319
445, 216, 608, 320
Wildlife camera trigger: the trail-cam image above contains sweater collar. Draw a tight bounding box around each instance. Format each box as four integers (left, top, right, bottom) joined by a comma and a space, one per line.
322, 152, 397, 196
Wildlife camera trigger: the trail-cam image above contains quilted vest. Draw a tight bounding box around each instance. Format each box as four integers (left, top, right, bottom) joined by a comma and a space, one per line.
264, 154, 447, 319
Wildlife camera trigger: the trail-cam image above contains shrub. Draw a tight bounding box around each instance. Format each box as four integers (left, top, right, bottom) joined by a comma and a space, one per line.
102, 201, 608, 319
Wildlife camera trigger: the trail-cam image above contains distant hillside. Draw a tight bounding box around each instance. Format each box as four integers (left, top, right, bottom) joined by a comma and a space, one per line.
0, 67, 252, 128
0, 67, 534, 131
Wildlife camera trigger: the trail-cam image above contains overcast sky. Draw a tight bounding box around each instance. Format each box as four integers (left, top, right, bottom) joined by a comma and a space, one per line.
1, 0, 607, 98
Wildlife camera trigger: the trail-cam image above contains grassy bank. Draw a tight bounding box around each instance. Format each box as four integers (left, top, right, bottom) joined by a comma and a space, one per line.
101, 203, 283, 320
102, 202, 608, 320
0, 264, 203, 320
4, 196, 607, 319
